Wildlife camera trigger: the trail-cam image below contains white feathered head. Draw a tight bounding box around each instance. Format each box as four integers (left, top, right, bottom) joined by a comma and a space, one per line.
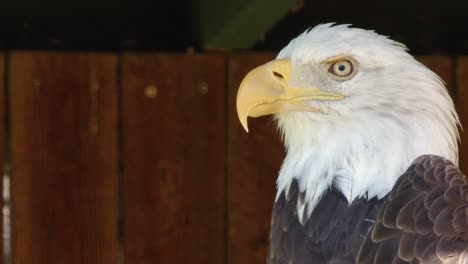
236, 23, 459, 219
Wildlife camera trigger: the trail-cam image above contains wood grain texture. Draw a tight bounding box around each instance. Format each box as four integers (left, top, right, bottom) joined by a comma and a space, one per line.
0, 52, 4, 264
10, 52, 118, 264
457, 57, 468, 171
122, 53, 225, 264
227, 53, 284, 264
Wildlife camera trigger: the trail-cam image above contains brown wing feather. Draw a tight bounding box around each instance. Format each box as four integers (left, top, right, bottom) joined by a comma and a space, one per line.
357, 155, 468, 264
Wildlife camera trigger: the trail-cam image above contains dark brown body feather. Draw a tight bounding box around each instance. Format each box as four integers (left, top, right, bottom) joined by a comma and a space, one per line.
268, 179, 386, 263
268, 155, 468, 264
357, 155, 468, 264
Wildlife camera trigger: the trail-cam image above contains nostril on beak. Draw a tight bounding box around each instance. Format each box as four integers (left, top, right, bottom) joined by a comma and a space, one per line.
272, 71, 284, 80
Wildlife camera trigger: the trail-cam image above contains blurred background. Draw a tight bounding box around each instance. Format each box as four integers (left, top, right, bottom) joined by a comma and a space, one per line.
0, 1, 467, 264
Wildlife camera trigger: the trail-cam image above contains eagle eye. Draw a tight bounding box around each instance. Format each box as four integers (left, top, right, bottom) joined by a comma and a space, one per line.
328, 59, 357, 80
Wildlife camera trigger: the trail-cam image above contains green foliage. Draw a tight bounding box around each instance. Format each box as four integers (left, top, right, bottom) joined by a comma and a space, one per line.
193, 0, 297, 49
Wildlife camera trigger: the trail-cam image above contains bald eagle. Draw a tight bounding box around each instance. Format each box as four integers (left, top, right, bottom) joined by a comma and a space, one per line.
236, 24, 468, 263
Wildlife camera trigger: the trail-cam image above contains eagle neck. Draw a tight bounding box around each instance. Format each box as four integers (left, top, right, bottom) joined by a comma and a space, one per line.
275, 111, 457, 224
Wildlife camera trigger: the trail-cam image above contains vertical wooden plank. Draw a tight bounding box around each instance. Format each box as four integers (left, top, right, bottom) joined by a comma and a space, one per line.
0, 52, 4, 264
11, 52, 118, 264
122, 53, 226, 264
456, 57, 468, 170
227, 53, 284, 264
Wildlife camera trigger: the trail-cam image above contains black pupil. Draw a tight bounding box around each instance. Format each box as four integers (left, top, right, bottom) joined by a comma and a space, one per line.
338, 64, 346, 71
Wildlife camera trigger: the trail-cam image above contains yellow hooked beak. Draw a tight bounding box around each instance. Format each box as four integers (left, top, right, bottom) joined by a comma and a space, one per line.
236, 59, 345, 132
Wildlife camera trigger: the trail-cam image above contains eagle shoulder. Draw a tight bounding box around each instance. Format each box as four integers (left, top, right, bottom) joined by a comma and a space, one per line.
357, 154, 468, 264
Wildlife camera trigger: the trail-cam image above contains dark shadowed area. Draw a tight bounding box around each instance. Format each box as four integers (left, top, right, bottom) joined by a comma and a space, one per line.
0, 0, 467, 53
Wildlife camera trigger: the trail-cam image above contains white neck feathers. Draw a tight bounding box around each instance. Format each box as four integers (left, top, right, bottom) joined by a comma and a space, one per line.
275, 104, 458, 222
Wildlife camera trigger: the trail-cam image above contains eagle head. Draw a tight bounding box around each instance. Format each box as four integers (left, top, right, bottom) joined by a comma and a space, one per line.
236, 23, 459, 220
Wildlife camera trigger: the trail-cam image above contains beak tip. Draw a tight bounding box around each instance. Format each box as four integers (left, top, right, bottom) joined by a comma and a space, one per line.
240, 118, 249, 133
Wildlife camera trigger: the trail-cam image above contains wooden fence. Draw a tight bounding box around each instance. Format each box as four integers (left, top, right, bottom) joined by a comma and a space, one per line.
0, 52, 466, 264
